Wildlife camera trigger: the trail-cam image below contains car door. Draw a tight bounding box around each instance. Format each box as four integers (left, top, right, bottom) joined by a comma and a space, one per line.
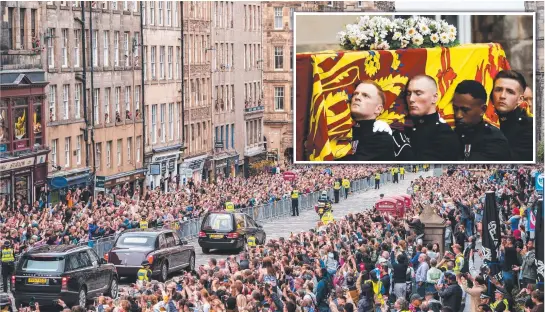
245, 215, 264, 243
87, 249, 109, 293
157, 234, 170, 273
163, 232, 181, 271
243, 214, 258, 240
172, 231, 190, 267
75, 251, 98, 294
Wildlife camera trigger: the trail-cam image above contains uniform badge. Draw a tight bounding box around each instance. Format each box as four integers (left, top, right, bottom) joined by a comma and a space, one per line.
464, 144, 471, 160
351, 140, 359, 154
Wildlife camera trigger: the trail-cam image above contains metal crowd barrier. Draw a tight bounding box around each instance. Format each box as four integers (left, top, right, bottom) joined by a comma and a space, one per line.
85, 172, 398, 254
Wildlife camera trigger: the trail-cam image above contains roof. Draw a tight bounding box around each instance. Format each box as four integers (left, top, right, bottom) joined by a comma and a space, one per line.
25, 244, 88, 256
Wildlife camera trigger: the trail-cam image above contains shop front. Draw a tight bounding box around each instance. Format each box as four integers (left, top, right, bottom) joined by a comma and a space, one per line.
243, 145, 267, 178
104, 168, 146, 198
145, 145, 183, 193
212, 152, 239, 180
179, 154, 208, 185
1, 70, 49, 208
47, 167, 93, 205
0, 153, 49, 208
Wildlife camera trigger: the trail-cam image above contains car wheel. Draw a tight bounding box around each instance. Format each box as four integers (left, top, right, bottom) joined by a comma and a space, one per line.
186, 253, 195, 272
202, 248, 210, 254
159, 262, 168, 282
108, 277, 119, 298
78, 287, 87, 307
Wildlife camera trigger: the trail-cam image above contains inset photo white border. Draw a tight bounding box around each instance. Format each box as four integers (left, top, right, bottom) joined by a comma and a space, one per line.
292, 11, 537, 165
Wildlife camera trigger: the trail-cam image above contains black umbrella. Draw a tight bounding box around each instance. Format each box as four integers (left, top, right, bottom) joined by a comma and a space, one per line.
481, 191, 502, 280
535, 199, 543, 288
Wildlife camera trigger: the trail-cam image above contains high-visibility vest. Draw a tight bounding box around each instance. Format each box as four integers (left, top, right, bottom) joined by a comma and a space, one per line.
137, 268, 152, 281
333, 181, 341, 190
291, 190, 299, 199
225, 202, 235, 212
490, 299, 508, 310
375, 173, 380, 180
391, 168, 395, 175
321, 211, 334, 225
400, 167, 405, 174
367, 280, 384, 305
139, 220, 148, 229
247, 236, 257, 247
1, 248, 14, 262
394, 168, 399, 174
342, 179, 350, 188
454, 253, 464, 273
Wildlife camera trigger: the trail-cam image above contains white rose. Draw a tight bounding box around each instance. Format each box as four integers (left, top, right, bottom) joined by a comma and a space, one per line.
430, 33, 440, 43
392, 32, 402, 40
418, 23, 431, 35
448, 32, 456, 42
406, 27, 417, 38
412, 34, 424, 46
439, 32, 449, 44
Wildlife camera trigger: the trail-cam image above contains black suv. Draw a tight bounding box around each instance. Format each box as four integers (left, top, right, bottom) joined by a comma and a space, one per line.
198, 212, 266, 253
12, 245, 118, 308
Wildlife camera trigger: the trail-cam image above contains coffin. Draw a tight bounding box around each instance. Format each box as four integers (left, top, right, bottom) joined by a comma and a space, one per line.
295, 43, 513, 161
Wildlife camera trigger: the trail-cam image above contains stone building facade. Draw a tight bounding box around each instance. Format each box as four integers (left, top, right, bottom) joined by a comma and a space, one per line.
0, 1, 50, 207
210, 1, 264, 180
262, 1, 395, 163
142, 1, 208, 190
42, 1, 144, 197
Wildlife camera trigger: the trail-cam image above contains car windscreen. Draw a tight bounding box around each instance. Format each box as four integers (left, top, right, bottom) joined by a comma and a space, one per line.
202, 214, 234, 231
115, 235, 156, 247
20, 256, 65, 273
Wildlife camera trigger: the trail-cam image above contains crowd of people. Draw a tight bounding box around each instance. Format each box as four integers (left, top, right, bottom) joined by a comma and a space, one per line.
11, 164, 543, 312
0, 164, 392, 259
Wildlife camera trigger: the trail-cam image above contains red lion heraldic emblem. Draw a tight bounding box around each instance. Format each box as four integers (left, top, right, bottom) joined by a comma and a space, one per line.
295, 43, 511, 161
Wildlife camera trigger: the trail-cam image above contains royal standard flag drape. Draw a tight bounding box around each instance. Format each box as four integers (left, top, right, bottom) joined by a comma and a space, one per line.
296, 43, 511, 161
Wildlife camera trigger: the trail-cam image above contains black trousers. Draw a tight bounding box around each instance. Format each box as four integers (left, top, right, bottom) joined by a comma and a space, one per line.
333, 190, 340, 203
1, 262, 14, 292
344, 188, 349, 199
291, 198, 299, 216
375, 179, 380, 189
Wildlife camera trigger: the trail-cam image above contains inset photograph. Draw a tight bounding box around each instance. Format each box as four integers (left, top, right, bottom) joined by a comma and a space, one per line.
294, 13, 536, 163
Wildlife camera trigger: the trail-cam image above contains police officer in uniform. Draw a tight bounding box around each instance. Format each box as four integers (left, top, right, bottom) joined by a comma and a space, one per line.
452, 80, 511, 161
338, 81, 395, 161
246, 235, 257, 249
392, 75, 460, 161
400, 166, 405, 180
291, 186, 300, 217
490, 289, 509, 312
139, 218, 148, 229
225, 196, 235, 212
333, 179, 341, 203
137, 260, 153, 283
1, 241, 15, 292
374, 172, 381, 189
342, 177, 350, 199
491, 70, 533, 161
